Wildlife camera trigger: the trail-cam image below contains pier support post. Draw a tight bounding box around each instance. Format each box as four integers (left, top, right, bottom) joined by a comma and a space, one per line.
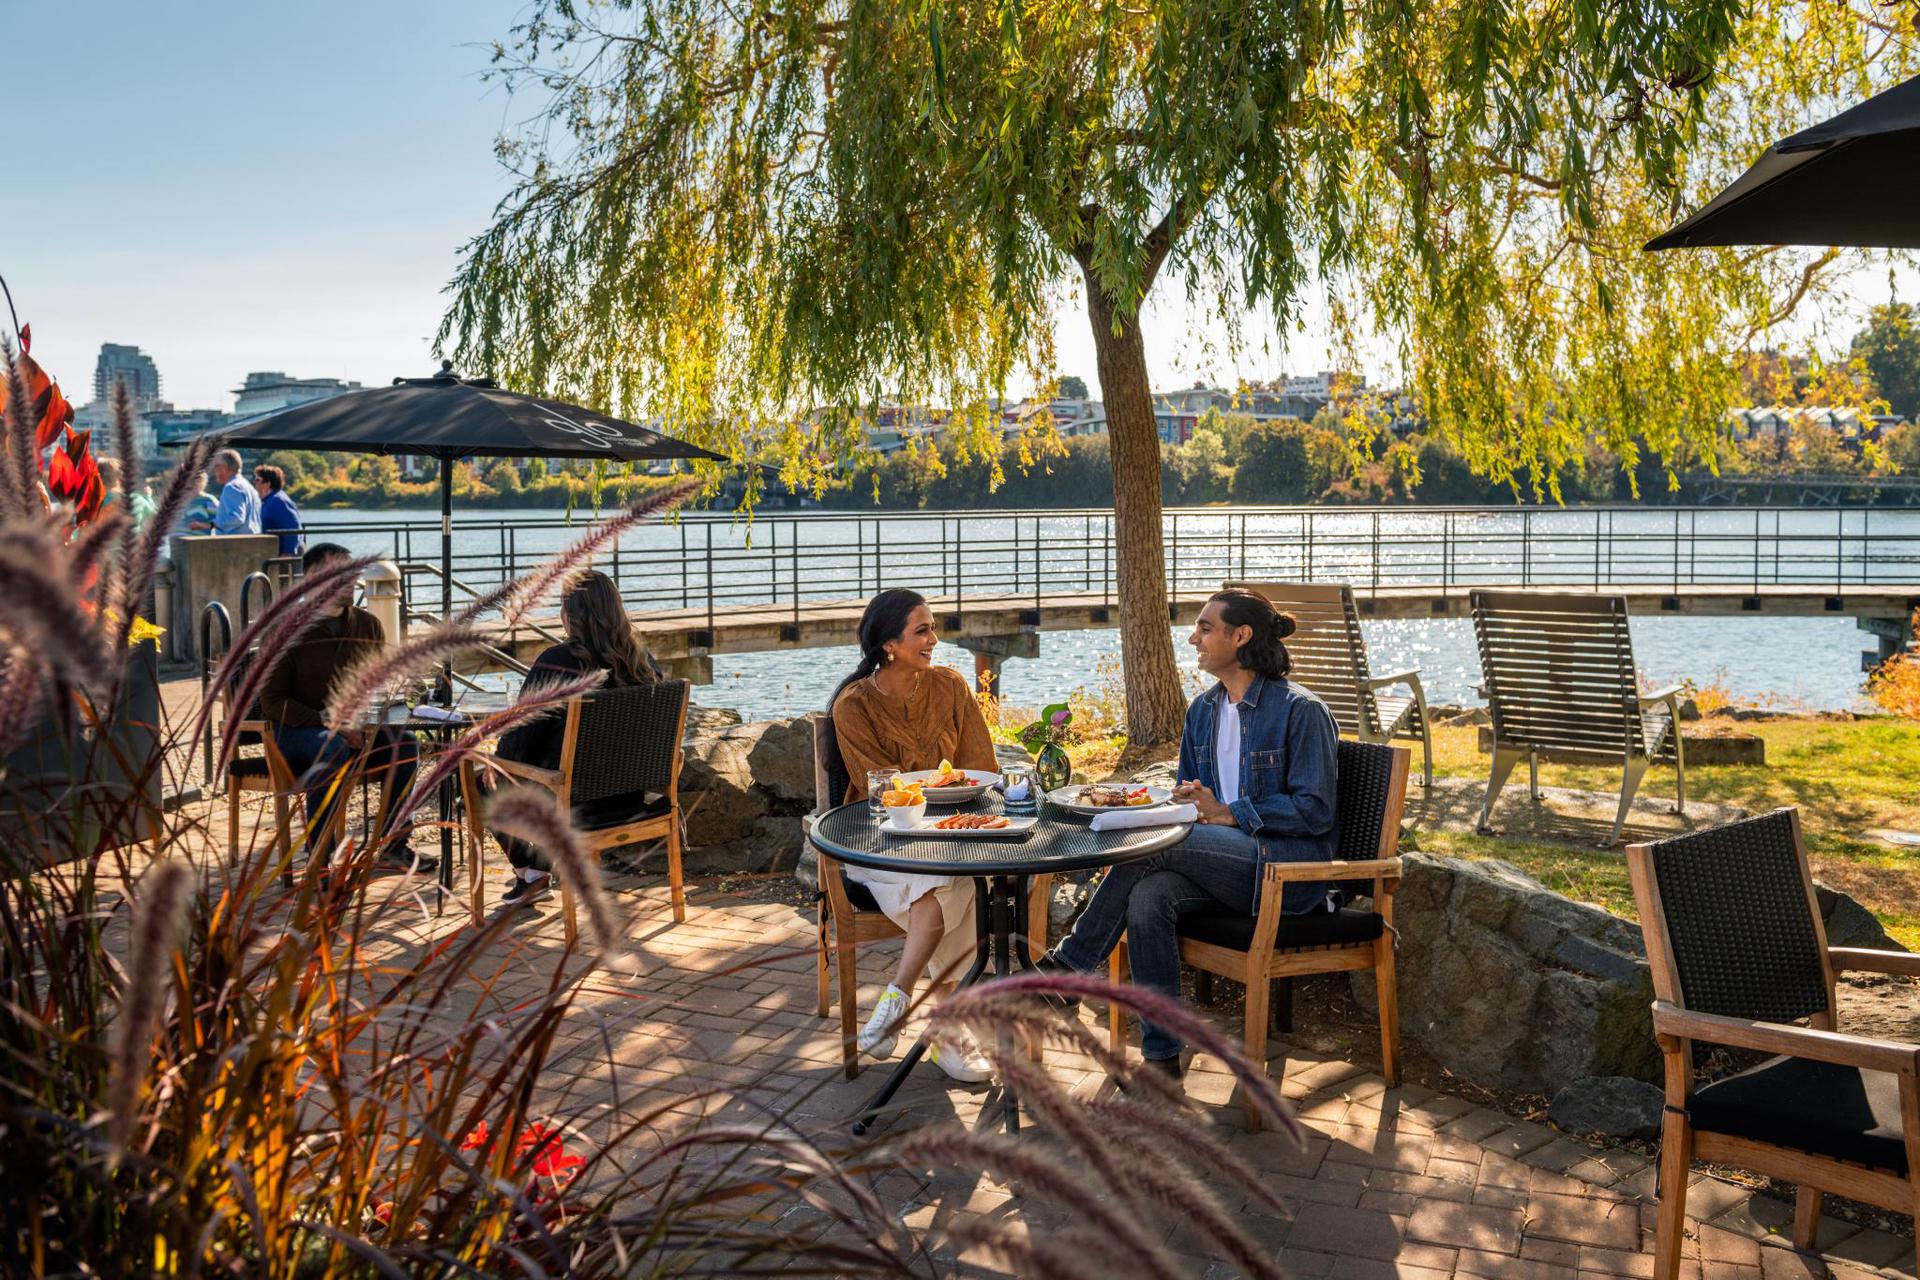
1859, 615, 1917, 673
661, 655, 713, 685
952, 633, 1040, 701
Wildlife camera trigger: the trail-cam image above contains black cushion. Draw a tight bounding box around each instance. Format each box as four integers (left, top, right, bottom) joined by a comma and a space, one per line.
228, 756, 274, 780
1179, 907, 1384, 952
1689, 1056, 1908, 1175
573, 791, 671, 832
842, 873, 882, 913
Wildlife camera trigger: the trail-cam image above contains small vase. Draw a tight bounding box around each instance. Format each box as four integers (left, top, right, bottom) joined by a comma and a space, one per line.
1034, 741, 1071, 795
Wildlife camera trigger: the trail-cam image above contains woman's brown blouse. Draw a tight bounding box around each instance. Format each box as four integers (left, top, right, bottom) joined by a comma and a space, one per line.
831, 665, 998, 802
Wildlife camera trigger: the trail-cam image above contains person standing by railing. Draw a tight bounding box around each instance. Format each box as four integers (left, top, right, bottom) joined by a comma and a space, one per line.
188, 448, 260, 535
253, 464, 304, 556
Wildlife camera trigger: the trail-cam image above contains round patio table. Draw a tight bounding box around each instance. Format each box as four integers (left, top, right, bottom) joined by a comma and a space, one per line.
809, 796, 1189, 1135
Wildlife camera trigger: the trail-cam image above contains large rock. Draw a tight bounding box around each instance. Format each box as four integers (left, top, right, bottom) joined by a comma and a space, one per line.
1354, 854, 1660, 1094
679, 716, 815, 871
1549, 1076, 1665, 1140
1815, 881, 1908, 951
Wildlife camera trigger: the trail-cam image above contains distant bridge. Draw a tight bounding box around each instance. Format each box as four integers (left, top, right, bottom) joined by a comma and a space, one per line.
289, 505, 1920, 687
1679, 472, 1920, 507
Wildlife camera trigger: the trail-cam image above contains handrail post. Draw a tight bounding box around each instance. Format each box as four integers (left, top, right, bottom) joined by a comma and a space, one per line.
1593, 509, 1601, 587
1103, 515, 1112, 610
791, 517, 800, 628
705, 522, 715, 637
1032, 515, 1041, 615
680, 522, 689, 608
239, 571, 274, 630
1305, 512, 1314, 581
1672, 510, 1681, 594
199, 600, 233, 782
1370, 511, 1380, 594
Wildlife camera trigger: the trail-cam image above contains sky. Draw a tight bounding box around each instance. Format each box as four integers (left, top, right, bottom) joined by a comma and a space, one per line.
2, 2, 1894, 418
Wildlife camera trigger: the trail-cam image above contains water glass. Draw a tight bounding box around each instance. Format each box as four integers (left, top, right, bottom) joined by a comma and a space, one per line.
866, 769, 896, 820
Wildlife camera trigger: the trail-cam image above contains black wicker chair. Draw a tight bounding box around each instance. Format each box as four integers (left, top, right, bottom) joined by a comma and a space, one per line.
1109, 738, 1412, 1132
1627, 809, 1920, 1278
460, 680, 691, 941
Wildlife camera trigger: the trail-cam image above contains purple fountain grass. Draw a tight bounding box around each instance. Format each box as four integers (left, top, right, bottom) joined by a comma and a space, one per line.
0, 655, 40, 755
888, 1129, 1191, 1280
941, 1218, 1139, 1280
452, 479, 702, 628
0, 523, 114, 690
485, 786, 623, 957
321, 622, 487, 734
107, 385, 145, 645
936, 971, 1297, 1137
1, 337, 37, 514
124, 435, 216, 631
108, 858, 191, 1150
1084, 1091, 1296, 1217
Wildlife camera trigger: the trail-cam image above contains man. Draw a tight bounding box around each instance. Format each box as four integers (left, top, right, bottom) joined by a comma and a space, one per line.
259, 542, 432, 873
189, 448, 259, 534
1038, 587, 1338, 1076
253, 463, 305, 556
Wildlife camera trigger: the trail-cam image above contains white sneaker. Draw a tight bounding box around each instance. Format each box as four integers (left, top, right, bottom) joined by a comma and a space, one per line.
927, 1028, 995, 1084
858, 986, 909, 1058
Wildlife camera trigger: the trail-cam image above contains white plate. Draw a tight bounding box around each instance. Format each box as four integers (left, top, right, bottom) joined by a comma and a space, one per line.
1046, 784, 1175, 817
884, 815, 1038, 838
893, 768, 999, 805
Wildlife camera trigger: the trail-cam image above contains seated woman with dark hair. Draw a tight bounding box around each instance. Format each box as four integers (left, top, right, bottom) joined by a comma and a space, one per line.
488, 569, 662, 909
829, 588, 998, 1084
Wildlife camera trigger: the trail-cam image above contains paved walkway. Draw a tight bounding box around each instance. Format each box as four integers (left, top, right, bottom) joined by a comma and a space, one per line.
323, 846, 1913, 1280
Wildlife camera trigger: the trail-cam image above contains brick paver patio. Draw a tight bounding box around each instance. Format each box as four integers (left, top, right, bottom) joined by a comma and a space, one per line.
192, 780, 1916, 1280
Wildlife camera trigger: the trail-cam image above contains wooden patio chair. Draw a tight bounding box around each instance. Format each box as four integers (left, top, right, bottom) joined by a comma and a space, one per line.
807, 714, 1050, 1079
459, 679, 690, 942
1229, 580, 1433, 786
1109, 739, 1412, 1132
1627, 809, 1919, 1279
1470, 589, 1686, 847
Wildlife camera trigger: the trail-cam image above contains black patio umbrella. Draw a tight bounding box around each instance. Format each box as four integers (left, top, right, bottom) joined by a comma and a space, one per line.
169, 361, 727, 634
1647, 73, 1920, 250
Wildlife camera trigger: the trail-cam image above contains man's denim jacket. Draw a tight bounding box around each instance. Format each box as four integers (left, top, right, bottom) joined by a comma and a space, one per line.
1177, 674, 1340, 910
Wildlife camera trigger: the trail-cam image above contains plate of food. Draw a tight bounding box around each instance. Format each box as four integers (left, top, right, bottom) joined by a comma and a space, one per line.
892, 760, 998, 805
1045, 783, 1174, 816
884, 812, 1038, 839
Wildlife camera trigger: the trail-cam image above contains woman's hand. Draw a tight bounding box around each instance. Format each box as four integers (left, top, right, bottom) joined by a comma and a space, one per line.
1173, 780, 1235, 827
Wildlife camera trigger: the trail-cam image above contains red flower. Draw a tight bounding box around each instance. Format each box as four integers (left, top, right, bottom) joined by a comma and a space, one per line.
47, 428, 104, 524
460, 1119, 490, 1152
0, 343, 75, 453
514, 1123, 585, 1181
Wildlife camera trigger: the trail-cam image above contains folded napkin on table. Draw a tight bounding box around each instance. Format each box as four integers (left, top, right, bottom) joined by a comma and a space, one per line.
1088, 802, 1198, 833
411, 703, 466, 723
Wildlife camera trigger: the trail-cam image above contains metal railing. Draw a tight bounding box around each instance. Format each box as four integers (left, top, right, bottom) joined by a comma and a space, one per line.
297, 504, 1920, 629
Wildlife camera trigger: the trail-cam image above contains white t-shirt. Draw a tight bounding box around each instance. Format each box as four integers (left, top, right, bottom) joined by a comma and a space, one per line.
1214, 696, 1242, 806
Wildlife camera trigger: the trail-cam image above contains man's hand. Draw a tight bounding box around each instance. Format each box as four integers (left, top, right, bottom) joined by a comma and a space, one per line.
1173, 780, 1235, 827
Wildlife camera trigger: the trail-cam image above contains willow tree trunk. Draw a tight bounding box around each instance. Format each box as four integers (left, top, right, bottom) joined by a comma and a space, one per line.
1085, 278, 1186, 746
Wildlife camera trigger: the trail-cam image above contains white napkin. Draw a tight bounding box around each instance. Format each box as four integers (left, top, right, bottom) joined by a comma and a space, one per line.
410, 704, 466, 723
1089, 803, 1198, 833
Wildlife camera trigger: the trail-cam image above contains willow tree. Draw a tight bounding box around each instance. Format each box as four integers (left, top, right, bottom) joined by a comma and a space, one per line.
443, 0, 1911, 745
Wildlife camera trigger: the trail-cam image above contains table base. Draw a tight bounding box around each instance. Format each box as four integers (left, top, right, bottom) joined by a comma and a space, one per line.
851, 873, 1041, 1137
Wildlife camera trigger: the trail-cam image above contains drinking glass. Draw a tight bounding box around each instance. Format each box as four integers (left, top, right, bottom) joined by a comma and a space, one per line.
866, 769, 896, 820
1000, 763, 1038, 816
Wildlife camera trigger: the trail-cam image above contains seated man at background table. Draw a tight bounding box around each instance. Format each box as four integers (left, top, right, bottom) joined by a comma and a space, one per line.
259, 542, 431, 873
1037, 587, 1339, 1077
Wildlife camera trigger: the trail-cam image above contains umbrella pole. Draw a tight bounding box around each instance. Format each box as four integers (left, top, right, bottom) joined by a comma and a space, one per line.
437, 460, 454, 902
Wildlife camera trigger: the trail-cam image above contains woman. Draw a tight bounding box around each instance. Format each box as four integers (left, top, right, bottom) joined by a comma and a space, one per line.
253, 464, 305, 557
490, 569, 661, 908
830, 588, 997, 1083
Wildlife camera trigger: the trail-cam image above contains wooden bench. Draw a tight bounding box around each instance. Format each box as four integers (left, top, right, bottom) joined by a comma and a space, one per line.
1470, 590, 1685, 847
1228, 581, 1432, 786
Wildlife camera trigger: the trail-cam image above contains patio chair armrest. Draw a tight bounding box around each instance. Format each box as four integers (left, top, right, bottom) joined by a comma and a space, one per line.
1261, 857, 1403, 887
1829, 947, 1920, 979
479, 756, 565, 788
1364, 669, 1423, 691
1637, 685, 1685, 709
1651, 1001, 1920, 1075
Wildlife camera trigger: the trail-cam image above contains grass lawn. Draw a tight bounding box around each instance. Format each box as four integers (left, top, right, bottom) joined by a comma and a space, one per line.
1069, 715, 1920, 949
1416, 718, 1920, 949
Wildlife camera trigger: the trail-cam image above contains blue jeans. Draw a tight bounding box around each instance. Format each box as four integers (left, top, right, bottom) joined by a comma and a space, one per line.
273, 726, 418, 855
1054, 824, 1332, 1061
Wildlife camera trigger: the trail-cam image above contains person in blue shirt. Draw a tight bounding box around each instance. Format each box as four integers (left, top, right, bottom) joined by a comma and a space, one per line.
1037, 587, 1339, 1077
188, 448, 260, 535
253, 463, 304, 556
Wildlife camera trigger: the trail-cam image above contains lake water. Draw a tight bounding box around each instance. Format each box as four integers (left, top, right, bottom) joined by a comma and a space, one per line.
300, 506, 1920, 722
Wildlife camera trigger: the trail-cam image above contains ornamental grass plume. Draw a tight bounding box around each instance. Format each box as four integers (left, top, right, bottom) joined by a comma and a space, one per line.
107, 858, 191, 1149
485, 785, 623, 957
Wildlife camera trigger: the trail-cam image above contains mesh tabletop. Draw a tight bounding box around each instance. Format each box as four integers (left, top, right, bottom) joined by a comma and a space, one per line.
811, 798, 1188, 877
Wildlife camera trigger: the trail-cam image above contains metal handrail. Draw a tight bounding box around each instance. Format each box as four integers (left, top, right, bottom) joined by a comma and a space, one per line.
199, 600, 232, 781
296, 505, 1920, 634
239, 572, 274, 629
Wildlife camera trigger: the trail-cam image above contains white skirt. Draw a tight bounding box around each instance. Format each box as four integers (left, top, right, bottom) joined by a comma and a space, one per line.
845, 868, 980, 983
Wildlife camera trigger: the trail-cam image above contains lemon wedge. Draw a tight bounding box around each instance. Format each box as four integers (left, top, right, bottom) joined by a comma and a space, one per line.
937, 758, 952, 774
891, 774, 905, 792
